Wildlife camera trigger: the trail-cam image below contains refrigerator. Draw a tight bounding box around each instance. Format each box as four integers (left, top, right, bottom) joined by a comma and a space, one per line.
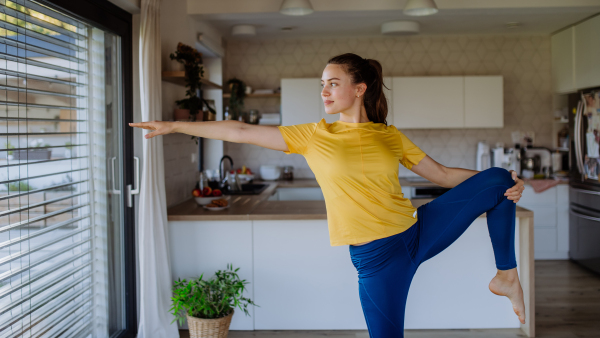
568, 90, 600, 275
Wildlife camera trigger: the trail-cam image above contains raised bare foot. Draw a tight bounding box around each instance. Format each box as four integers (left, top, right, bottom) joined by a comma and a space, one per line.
488, 268, 526, 324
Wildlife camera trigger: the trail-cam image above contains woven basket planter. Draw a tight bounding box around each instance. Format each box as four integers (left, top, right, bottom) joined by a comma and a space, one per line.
186, 309, 234, 338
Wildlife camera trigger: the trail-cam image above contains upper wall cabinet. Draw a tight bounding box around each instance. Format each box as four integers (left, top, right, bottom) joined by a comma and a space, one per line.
392, 76, 503, 129
281, 78, 322, 126
464, 76, 503, 128
574, 15, 600, 90
393, 76, 464, 129
552, 14, 600, 93
551, 27, 576, 94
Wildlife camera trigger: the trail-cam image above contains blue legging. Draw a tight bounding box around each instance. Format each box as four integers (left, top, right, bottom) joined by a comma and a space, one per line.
349, 167, 517, 338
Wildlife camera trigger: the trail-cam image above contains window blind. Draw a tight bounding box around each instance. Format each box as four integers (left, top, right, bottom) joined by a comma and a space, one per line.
0, 0, 107, 336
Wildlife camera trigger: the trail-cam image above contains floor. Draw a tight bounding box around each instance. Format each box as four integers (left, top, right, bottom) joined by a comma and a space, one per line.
180, 260, 600, 338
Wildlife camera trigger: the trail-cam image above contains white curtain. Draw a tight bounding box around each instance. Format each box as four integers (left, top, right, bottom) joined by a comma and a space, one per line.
137, 0, 179, 336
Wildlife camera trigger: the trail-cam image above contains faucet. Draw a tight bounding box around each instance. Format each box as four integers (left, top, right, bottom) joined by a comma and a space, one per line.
219, 155, 234, 187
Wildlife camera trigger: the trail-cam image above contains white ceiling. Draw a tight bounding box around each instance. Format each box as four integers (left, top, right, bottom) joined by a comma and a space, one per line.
188, 0, 600, 40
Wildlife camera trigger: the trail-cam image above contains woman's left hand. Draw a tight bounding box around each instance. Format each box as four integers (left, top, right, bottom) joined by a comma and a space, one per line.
505, 170, 525, 203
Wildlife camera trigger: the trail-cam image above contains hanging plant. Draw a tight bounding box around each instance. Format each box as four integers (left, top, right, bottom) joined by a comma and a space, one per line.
170, 42, 207, 144
226, 77, 246, 119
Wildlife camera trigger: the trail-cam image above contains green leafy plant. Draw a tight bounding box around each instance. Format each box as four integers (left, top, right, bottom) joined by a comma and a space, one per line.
170, 42, 204, 123
4, 141, 15, 155
5, 181, 35, 191
225, 77, 246, 119
170, 263, 258, 326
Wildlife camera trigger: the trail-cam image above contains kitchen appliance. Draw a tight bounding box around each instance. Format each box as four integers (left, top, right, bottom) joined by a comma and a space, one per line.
567, 89, 600, 275
476, 141, 491, 171
522, 147, 552, 178
260, 165, 282, 180
491, 144, 520, 173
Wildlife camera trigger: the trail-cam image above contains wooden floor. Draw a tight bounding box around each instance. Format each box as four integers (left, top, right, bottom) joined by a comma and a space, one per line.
180, 260, 600, 338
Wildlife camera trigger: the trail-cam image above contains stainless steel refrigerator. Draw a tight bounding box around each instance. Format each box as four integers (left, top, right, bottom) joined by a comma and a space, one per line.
568, 90, 600, 275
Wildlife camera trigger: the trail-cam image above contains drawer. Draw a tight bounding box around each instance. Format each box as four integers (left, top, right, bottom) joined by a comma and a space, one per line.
519, 205, 557, 228
519, 185, 556, 205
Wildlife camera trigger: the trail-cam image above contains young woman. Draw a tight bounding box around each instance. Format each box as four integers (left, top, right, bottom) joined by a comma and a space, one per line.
131, 53, 526, 338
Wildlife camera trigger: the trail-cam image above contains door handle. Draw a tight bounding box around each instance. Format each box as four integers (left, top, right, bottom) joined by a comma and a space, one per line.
570, 209, 600, 222
574, 97, 585, 181
111, 157, 120, 195
127, 156, 140, 208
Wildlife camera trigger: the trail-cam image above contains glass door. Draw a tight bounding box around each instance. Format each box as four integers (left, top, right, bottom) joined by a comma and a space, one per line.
0, 0, 136, 336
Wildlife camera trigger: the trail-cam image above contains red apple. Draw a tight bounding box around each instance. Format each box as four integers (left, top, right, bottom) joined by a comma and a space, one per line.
237, 168, 242, 174
202, 187, 212, 196
212, 189, 222, 196
246, 168, 252, 175
192, 188, 201, 197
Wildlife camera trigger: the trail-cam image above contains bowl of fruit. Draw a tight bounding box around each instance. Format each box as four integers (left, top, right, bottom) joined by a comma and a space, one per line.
192, 186, 228, 206
236, 165, 254, 183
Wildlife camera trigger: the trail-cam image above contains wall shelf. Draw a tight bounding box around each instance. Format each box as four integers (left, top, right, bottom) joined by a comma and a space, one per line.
161, 71, 222, 90
223, 93, 280, 98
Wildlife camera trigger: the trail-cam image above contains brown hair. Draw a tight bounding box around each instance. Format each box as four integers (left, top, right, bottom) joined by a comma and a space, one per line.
327, 53, 389, 125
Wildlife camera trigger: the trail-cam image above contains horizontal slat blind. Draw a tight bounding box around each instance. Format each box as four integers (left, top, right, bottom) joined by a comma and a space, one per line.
0, 0, 96, 337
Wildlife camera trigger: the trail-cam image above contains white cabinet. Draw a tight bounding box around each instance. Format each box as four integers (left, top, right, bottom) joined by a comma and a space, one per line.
464, 76, 503, 128
252, 220, 366, 330
552, 15, 600, 92
551, 27, 576, 93
281, 78, 322, 126
516, 184, 569, 259
574, 15, 600, 90
392, 76, 503, 129
168, 220, 255, 330
393, 76, 464, 129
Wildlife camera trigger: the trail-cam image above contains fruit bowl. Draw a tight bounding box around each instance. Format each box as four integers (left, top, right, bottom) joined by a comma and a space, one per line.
237, 174, 254, 183
195, 195, 229, 206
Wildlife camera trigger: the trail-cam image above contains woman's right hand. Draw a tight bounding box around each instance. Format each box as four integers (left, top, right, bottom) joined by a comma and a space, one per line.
129, 120, 175, 139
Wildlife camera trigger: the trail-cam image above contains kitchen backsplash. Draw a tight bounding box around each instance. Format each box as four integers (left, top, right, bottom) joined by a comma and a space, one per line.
223, 34, 552, 179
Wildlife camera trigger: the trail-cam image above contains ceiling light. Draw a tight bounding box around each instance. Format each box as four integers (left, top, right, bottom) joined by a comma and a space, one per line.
280, 0, 314, 16
403, 0, 438, 16
231, 25, 256, 36
381, 21, 420, 35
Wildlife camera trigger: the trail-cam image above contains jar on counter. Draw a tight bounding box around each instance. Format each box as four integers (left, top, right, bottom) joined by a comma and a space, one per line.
282, 166, 294, 181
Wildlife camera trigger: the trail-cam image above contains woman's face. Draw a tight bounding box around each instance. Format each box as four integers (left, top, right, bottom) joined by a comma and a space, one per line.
320, 64, 365, 115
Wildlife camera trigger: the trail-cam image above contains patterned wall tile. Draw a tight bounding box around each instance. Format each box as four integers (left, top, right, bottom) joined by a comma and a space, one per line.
222, 34, 552, 179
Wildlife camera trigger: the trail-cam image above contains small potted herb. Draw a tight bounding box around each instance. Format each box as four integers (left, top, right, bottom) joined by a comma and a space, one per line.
4, 141, 15, 160
225, 78, 247, 120
170, 264, 258, 338
64, 141, 74, 158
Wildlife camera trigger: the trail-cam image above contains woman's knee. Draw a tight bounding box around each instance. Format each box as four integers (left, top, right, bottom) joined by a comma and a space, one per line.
480, 167, 514, 187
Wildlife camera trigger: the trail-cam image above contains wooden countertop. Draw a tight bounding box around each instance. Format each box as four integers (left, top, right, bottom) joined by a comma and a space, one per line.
167, 178, 534, 221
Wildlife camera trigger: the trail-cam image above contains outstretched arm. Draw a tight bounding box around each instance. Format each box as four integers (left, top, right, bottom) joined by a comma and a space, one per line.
128, 120, 290, 152
410, 155, 524, 203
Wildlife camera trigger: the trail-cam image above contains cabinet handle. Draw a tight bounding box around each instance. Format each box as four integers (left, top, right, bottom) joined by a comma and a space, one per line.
569, 209, 600, 222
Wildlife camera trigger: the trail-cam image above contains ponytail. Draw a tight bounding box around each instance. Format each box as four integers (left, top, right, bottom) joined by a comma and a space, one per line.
327, 53, 389, 125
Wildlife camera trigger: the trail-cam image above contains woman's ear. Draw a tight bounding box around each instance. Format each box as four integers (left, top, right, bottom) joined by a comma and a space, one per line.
356, 83, 367, 97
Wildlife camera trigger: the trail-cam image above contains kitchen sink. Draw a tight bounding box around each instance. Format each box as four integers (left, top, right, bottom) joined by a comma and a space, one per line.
221, 183, 269, 195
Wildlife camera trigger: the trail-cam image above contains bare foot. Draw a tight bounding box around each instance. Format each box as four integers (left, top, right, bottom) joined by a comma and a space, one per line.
488, 268, 526, 324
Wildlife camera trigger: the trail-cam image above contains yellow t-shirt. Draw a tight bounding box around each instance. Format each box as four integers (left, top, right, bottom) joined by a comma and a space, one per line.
278, 118, 427, 246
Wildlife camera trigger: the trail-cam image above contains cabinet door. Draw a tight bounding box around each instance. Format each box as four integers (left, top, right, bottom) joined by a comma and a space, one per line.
551, 27, 576, 93
282, 78, 322, 126
464, 76, 503, 128
392, 76, 464, 129
574, 15, 600, 90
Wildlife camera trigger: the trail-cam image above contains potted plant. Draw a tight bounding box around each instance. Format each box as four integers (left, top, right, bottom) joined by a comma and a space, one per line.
225, 78, 247, 120
170, 264, 258, 338
15, 139, 51, 160
170, 42, 204, 123
4, 141, 15, 160
64, 141, 73, 158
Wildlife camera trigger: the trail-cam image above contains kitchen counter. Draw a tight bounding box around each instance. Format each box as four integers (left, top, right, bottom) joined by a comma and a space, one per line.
167, 178, 534, 221
168, 178, 535, 336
